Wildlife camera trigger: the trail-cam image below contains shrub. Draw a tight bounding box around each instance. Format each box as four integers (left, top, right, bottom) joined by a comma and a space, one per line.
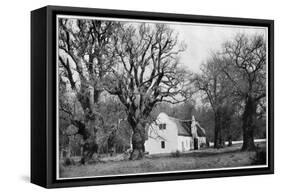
87, 154, 100, 164
171, 150, 181, 158
200, 143, 206, 148
64, 157, 75, 166
252, 148, 266, 165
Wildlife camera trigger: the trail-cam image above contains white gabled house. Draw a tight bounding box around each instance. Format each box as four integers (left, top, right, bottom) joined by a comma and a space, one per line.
145, 112, 207, 155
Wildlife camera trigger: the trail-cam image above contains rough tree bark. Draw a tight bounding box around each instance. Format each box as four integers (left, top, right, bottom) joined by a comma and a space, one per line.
71, 119, 98, 164
214, 111, 220, 148
228, 136, 232, 147
128, 116, 146, 160
241, 95, 257, 151
214, 111, 222, 149
214, 109, 224, 148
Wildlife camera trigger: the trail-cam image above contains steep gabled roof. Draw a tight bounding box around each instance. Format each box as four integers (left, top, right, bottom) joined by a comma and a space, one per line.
196, 123, 206, 137
169, 117, 192, 137
165, 114, 206, 137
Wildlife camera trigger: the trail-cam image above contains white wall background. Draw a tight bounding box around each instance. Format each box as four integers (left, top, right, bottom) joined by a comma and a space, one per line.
0, 0, 279, 193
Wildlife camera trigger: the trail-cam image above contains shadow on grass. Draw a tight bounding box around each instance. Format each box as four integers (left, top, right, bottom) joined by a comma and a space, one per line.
153, 142, 266, 159
149, 146, 244, 159
180, 149, 243, 158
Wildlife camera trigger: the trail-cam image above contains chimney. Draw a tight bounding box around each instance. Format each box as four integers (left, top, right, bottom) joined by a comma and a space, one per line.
191, 115, 198, 138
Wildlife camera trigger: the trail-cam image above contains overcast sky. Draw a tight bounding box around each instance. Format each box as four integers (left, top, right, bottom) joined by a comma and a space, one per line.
170, 23, 267, 73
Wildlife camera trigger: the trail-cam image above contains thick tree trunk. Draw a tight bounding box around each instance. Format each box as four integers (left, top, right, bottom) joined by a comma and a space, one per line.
214, 109, 224, 149
130, 131, 145, 160
241, 95, 256, 151
66, 138, 72, 158
228, 136, 232, 147
219, 136, 225, 147
72, 119, 99, 164
73, 87, 102, 164
128, 116, 146, 160
214, 116, 219, 148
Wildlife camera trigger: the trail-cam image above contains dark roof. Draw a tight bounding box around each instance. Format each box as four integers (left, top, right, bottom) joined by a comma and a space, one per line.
169, 117, 192, 136
169, 116, 206, 137
196, 124, 206, 137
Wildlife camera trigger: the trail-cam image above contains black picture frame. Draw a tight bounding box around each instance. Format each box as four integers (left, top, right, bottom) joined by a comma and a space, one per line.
31, 5, 274, 188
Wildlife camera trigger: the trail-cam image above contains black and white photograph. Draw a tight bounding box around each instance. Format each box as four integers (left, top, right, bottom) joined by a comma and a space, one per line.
57, 14, 269, 179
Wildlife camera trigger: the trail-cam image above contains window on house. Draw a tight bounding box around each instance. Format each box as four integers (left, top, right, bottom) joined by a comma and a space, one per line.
159, 123, 166, 130
161, 141, 165, 149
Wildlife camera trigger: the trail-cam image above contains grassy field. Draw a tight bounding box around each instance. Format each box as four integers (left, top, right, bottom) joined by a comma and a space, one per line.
60, 143, 266, 178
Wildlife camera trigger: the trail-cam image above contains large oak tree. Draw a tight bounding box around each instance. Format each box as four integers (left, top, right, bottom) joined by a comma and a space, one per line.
58, 18, 121, 162
105, 23, 191, 159
222, 33, 266, 150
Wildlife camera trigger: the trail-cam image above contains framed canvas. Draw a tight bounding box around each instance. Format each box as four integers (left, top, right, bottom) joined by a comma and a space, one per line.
31, 5, 274, 188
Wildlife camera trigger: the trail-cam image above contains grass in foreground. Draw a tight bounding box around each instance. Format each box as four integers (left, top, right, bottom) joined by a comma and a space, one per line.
60, 143, 266, 178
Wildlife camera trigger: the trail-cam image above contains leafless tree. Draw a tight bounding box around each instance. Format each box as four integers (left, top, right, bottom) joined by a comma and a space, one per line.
105, 23, 191, 159
194, 54, 233, 148
222, 33, 266, 150
58, 18, 121, 162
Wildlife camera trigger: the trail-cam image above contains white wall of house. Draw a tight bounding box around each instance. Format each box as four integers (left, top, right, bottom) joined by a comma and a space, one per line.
145, 113, 178, 154
177, 136, 193, 152
145, 113, 207, 154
